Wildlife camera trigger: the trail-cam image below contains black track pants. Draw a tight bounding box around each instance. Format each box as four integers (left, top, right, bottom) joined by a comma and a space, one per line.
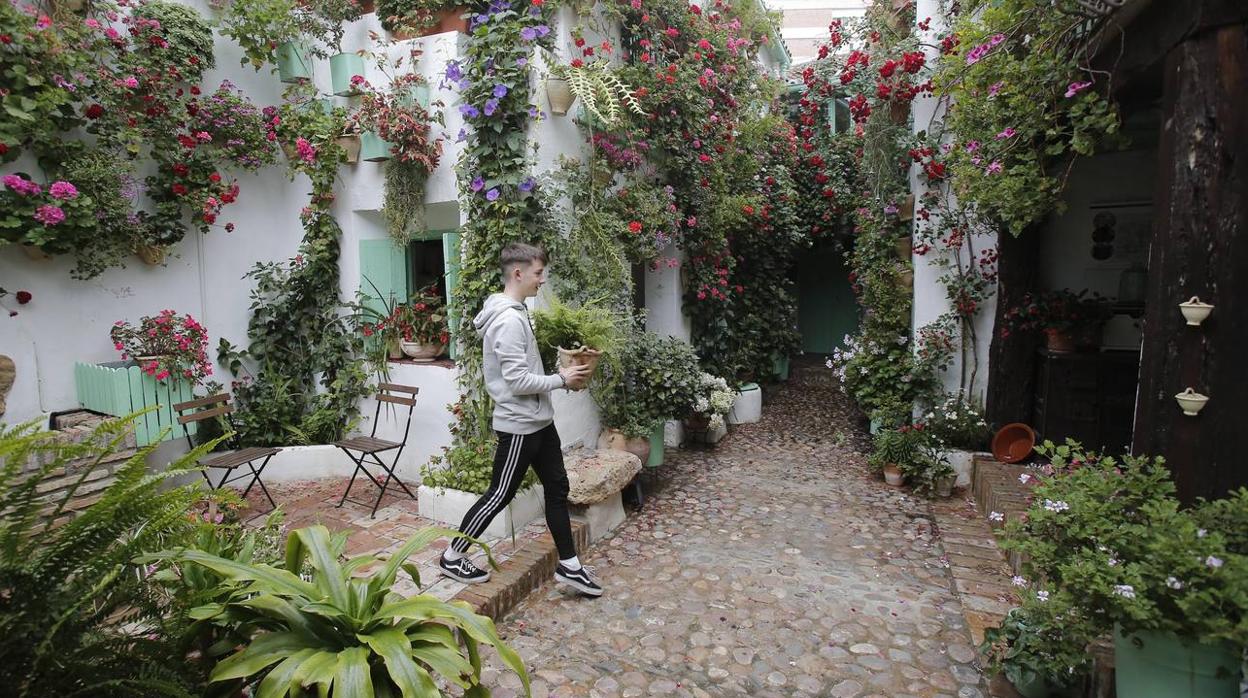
451, 423, 576, 559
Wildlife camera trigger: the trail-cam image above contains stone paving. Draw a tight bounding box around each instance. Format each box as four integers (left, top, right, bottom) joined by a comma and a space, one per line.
238, 476, 552, 602
472, 362, 995, 698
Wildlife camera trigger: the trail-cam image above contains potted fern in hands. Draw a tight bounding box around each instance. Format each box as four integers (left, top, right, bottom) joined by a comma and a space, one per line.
531, 296, 618, 380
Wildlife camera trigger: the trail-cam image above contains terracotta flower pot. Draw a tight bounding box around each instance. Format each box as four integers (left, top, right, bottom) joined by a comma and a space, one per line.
1044, 329, 1075, 353
883, 464, 905, 487
135, 243, 167, 266
557, 346, 602, 376
399, 340, 444, 362
598, 427, 651, 464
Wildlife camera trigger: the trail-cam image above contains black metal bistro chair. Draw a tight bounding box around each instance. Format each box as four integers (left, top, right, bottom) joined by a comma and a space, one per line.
334, 382, 420, 517
173, 394, 279, 510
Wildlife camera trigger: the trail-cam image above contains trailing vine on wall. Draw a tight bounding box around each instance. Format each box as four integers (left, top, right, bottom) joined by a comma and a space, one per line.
217, 89, 372, 447
421, 0, 558, 494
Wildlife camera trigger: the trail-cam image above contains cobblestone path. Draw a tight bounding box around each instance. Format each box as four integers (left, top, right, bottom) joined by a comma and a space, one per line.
477, 363, 990, 697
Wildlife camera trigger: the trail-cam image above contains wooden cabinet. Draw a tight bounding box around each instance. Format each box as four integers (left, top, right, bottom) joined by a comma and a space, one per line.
1032, 349, 1140, 454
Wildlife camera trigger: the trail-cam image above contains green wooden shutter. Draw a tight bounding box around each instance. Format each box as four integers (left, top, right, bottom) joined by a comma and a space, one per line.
442, 231, 462, 360
359, 239, 409, 316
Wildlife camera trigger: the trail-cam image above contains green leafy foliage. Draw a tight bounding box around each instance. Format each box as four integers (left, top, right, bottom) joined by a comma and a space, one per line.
217, 86, 371, 448
0, 415, 224, 697
592, 321, 703, 438
172, 524, 531, 697
1002, 441, 1248, 647
980, 589, 1096, 690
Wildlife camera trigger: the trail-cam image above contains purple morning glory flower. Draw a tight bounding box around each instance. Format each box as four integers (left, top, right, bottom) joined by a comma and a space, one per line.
519, 177, 535, 192
470, 176, 485, 192
493, 83, 509, 98
485, 188, 500, 201
536, 24, 550, 36
457, 78, 472, 91
459, 104, 480, 118
520, 26, 537, 41
483, 98, 499, 116
516, 57, 528, 67
528, 106, 539, 118
456, 128, 468, 142
445, 62, 463, 82
529, 6, 540, 16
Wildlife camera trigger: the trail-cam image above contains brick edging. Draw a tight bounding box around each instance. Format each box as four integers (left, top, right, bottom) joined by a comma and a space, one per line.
452, 520, 590, 621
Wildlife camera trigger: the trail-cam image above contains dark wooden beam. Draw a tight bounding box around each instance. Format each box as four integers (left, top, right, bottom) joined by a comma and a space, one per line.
1090, 0, 1248, 99
985, 224, 1044, 431
1132, 19, 1248, 503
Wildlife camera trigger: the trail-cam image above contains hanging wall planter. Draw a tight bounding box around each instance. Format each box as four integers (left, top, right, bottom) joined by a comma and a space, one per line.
329, 52, 366, 96
1174, 388, 1209, 416
359, 131, 393, 162
545, 77, 575, 115
1178, 296, 1214, 326
410, 83, 430, 108
894, 235, 911, 261
336, 133, 361, 163
276, 42, 313, 83
134, 244, 167, 266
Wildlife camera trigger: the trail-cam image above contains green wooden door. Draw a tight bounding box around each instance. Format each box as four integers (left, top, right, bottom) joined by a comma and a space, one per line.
359, 239, 409, 316
442, 231, 462, 360
797, 243, 859, 356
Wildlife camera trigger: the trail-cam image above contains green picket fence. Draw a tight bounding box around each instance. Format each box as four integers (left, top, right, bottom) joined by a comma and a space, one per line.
73, 361, 198, 447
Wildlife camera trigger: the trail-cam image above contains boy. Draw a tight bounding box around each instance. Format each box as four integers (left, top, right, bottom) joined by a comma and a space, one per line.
438, 242, 602, 597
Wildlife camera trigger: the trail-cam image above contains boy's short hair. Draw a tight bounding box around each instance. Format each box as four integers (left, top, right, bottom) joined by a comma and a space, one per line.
500, 242, 547, 279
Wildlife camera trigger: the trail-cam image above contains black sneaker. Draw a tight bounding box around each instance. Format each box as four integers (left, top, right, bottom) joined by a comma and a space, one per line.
439, 554, 490, 584
555, 563, 603, 597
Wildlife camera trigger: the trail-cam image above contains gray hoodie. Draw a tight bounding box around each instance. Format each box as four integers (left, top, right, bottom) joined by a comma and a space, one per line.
473, 293, 564, 435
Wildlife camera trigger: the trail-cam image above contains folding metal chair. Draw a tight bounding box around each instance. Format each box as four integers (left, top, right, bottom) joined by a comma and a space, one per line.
334, 382, 420, 517
173, 394, 279, 510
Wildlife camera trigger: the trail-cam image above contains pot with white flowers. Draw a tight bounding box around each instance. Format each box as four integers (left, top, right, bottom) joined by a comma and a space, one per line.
922, 393, 992, 488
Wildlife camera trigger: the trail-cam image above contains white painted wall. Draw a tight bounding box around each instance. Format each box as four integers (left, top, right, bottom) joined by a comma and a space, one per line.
909, 0, 997, 403
0, 2, 470, 432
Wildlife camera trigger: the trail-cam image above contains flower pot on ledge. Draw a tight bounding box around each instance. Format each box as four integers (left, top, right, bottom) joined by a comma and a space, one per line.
1044, 329, 1075, 353
392, 6, 470, 39
398, 340, 444, 362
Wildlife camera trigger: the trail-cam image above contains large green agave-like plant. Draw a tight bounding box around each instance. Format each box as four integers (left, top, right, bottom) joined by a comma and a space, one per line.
178, 524, 530, 697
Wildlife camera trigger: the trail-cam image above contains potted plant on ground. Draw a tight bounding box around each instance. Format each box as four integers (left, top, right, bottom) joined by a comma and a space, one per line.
592, 324, 702, 466
923, 392, 992, 486
532, 296, 618, 380
685, 372, 735, 441
868, 424, 926, 487
110, 309, 213, 384
980, 589, 1096, 698
396, 284, 449, 361
1000, 288, 1113, 353
1001, 442, 1248, 698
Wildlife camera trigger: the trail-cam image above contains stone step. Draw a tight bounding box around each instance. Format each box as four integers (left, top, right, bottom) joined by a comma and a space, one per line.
452, 520, 591, 621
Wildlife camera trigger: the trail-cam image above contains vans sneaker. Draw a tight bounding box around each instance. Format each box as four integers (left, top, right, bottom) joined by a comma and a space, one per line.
439, 555, 490, 584
555, 563, 603, 597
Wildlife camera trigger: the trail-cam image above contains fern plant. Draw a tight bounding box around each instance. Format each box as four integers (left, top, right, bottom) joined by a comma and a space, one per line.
552, 59, 644, 128
171, 524, 531, 697
0, 415, 223, 697
531, 295, 620, 371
